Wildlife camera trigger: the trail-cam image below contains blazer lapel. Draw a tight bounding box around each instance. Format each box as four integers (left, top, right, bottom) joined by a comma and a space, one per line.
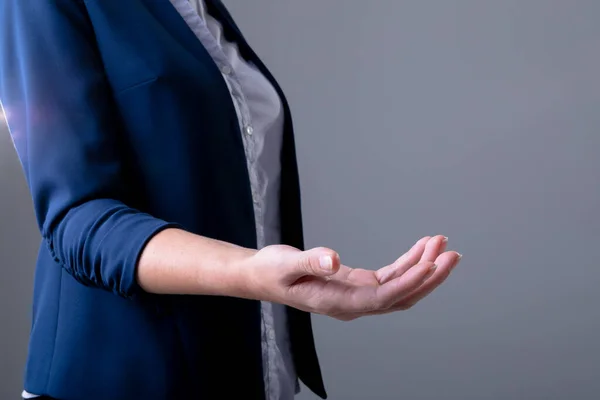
141, 0, 286, 104
140, 0, 215, 66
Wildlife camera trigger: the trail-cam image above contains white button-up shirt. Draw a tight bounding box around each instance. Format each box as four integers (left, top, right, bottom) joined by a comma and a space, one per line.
172, 1, 298, 399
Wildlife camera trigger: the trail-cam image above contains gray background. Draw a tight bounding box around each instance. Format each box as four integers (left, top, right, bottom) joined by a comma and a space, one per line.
1, 0, 599, 399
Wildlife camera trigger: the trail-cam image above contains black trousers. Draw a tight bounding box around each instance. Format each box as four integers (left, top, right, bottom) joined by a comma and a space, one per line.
23, 397, 55, 400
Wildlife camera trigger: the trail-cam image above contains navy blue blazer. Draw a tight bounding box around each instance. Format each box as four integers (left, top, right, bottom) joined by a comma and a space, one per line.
0, 0, 326, 399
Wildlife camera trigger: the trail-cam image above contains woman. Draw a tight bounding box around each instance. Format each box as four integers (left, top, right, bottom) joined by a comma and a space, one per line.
0, 0, 462, 399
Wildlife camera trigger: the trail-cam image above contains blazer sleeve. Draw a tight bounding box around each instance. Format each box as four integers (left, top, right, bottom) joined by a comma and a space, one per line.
0, 0, 180, 298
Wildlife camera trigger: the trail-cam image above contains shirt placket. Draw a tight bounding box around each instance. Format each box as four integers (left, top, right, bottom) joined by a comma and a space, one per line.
178, 5, 282, 397
216, 60, 281, 400
224, 76, 263, 244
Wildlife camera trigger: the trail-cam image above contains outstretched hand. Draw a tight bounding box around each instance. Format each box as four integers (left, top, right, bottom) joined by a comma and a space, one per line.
246, 235, 461, 321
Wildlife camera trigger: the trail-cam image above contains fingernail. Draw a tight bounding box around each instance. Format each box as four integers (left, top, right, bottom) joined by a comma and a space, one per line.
443, 236, 449, 243
423, 263, 437, 280
319, 256, 333, 271
452, 253, 462, 269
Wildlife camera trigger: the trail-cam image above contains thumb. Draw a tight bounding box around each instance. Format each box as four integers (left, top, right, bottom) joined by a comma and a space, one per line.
289, 247, 341, 279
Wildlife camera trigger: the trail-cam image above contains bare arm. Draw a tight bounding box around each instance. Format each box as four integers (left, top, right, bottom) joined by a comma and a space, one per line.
136, 229, 462, 320
137, 228, 256, 297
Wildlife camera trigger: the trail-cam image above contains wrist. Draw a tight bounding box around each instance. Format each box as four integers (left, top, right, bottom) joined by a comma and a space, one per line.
209, 244, 259, 299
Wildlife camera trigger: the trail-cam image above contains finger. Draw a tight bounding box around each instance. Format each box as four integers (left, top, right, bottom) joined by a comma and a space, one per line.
438, 236, 449, 254
311, 261, 435, 316
286, 247, 341, 281
420, 235, 448, 264
375, 236, 431, 284
373, 261, 437, 310
341, 252, 460, 319
392, 251, 461, 309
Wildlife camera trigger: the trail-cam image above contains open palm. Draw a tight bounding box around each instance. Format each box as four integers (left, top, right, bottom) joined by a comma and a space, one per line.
254, 235, 461, 321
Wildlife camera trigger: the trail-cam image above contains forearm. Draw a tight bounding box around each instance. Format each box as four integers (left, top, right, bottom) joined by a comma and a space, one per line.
136, 228, 258, 297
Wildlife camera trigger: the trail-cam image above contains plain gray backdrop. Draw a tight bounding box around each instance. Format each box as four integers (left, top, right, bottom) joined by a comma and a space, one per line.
1, 0, 599, 399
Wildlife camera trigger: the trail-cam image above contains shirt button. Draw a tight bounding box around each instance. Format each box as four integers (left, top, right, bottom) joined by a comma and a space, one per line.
221, 65, 232, 75
244, 125, 254, 136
